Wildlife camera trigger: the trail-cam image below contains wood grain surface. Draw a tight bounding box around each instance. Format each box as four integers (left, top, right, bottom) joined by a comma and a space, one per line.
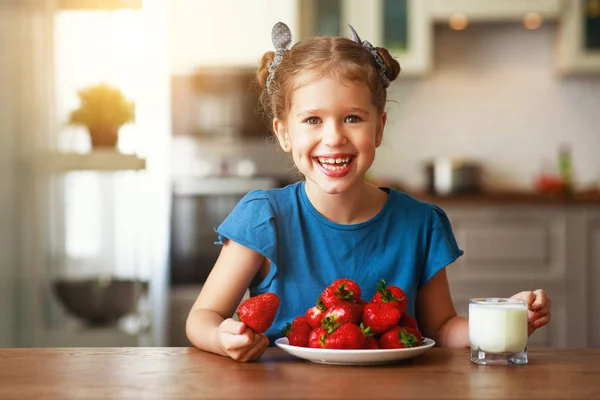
0, 347, 598, 399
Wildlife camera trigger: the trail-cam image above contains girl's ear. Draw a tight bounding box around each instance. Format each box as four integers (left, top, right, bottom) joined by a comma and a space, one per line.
375, 112, 387, 147
273, 119, 291, 152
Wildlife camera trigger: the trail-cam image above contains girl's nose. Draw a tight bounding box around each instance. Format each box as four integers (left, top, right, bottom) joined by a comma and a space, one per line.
321, 121, 347, 147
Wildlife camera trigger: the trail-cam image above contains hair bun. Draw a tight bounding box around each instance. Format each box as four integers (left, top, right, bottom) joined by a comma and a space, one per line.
376, 47, 401, 83
257, 51, 275, 90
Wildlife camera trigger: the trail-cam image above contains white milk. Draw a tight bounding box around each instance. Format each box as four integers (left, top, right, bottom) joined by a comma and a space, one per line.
469, 301, 528, 354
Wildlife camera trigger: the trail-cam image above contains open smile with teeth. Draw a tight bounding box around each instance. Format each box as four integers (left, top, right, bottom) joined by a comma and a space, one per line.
316, 156, 354, 171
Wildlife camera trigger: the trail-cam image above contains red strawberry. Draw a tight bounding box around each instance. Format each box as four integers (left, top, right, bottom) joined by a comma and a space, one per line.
362, 302, 402, 334
321, 278, 362, 308
360, 322, 379, 349
353, 298, 367, 317
236, 292, 279, 333
371, 279, 408, 314
281, 316, 312, 347
331, 278, 362, 301
379, 326, 423, 349
323, 323, 366, 349
305, 298, 327, 329
357, 298, 368, 308
321, 301, 362, 333
308, 327, 328, 348
365, 336, 380, 349
399, 312, 419, 330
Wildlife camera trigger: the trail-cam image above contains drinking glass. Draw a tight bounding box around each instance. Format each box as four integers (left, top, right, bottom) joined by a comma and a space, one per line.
469, 298, 528, 365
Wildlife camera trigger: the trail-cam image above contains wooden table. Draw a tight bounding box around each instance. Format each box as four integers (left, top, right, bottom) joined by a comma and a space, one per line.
0, 347, 598, 399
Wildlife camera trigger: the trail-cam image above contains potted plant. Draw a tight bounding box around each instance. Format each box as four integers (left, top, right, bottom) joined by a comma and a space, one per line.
68, 83, 135, 148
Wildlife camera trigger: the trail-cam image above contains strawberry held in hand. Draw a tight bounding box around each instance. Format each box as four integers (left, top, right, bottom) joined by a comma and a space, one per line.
379, 326, 423, 349
372, 279, 408, 314
237, 292, 279, 333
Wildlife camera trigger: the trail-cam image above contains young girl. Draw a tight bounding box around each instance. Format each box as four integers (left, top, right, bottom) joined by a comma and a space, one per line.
186, 22, 551, 362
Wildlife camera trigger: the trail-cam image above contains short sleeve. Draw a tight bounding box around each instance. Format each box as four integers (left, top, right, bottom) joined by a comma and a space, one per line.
419, 205, 464, 288
214, 190, 278, 265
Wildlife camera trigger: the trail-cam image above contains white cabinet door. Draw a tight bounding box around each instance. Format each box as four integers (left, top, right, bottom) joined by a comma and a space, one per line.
445, 207, 567, 282
557, 0, 600, 75
170, 0, 300, 72
586, 208, 600, 347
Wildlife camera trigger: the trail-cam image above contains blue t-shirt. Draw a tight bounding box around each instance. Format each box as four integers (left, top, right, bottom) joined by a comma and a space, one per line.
215, 181, 463, 344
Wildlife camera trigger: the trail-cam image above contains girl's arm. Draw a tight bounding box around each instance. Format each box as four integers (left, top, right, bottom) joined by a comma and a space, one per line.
415, 268, 469, 348
186, 239, 269, 361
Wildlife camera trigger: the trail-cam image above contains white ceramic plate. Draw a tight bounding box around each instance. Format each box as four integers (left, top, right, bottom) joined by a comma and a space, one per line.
274, 337, 435, 366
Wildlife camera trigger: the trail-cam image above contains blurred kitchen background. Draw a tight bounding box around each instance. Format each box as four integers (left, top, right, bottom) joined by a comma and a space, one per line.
0, 0, 598, 349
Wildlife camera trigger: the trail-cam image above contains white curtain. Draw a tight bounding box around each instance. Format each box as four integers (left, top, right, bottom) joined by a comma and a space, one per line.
0, 0, 171, 347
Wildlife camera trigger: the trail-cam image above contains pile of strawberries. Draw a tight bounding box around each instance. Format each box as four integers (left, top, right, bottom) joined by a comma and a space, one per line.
284, 278, 422, 350
237, 278, 423, 350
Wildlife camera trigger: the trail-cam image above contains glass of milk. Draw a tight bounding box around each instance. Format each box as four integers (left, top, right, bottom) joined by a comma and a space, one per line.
469, 298, 528, 365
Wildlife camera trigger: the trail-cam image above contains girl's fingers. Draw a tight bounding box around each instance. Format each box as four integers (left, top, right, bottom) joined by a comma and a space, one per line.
511, 291, 535, 308
246, 335, 269, 362
222, 331, 253, 351
220, 318, 246, 335
531, 289, 548, 310
528, 307, 549, 323
238, 334, 268, 362
533, 314, 551, 328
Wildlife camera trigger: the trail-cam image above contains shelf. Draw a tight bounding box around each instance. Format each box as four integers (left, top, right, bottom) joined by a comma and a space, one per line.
57, 0, 143, 10
43, 150, 146, 172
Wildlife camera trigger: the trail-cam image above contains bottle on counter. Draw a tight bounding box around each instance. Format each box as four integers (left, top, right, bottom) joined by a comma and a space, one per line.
557, 144, 573, 196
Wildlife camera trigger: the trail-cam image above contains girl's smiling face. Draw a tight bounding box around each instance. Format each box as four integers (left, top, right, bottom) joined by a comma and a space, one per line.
273, 75, 386, 195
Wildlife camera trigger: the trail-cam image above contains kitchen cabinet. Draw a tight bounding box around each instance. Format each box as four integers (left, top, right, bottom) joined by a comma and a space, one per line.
585, 209, 600, 347
557, 0, 600, 74
440, 203, 600, 348
428, 0, 562, 22
169, 0, 300, 72
299, 0, 433, 76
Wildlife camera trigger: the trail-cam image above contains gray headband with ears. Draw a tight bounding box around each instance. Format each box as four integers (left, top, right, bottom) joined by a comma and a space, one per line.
266, 22, 292, 95
265, 22, 390, 94
348, 24, 390, 88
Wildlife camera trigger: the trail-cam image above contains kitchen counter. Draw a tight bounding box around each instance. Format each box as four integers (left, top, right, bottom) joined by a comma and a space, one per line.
410, 190, 600, 205
1, 347, 598, 399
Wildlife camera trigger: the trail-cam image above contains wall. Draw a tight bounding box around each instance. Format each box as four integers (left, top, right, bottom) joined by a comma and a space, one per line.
371, 22, 600, 191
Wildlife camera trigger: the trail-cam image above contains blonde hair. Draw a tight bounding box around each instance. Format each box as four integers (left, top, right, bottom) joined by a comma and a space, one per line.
256, 36, 401, 126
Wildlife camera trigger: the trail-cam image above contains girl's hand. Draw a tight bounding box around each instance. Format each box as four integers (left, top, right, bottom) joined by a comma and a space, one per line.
217, 318, 269, 362
510, 289, 551, 336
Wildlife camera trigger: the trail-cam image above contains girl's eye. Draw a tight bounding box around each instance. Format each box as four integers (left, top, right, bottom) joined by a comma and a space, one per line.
305, 116, 322, 125
345, 115, 362, 123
